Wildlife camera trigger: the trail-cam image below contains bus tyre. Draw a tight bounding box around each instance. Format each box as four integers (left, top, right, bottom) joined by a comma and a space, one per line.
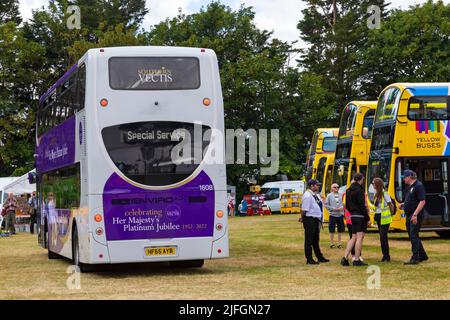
48, 249, 59, 259
170, 260, 204, 268
435, 231, 450, 238
72, 226, 94, 273
43, 222, 48, 249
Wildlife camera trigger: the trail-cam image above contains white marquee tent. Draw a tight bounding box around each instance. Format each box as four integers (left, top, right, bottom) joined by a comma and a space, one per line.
2, 170, 36, 195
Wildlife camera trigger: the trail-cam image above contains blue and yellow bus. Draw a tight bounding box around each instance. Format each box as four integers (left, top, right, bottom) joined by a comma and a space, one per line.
367, 83, 450, 237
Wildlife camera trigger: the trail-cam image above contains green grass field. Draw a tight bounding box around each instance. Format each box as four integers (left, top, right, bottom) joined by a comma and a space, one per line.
0, 214, 449, 299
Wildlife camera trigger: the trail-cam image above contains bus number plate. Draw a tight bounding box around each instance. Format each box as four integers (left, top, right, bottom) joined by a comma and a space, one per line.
145, 246, 177, 256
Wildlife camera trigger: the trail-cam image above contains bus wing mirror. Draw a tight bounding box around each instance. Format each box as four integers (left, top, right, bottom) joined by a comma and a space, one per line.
28, 172, 37, 184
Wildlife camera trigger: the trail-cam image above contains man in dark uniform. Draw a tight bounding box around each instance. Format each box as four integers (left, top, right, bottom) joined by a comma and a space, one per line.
399, 169, 428, 265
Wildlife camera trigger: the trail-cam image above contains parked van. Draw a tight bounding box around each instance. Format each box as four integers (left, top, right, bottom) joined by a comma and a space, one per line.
260, 181, 306, 213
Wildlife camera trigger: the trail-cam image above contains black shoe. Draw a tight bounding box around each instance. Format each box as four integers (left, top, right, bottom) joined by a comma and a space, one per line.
419, 256, 429, 262
353, 259, 368, 266
404, 259, 420, 265
341, 257, 350, 266
380, 257, 391, 262
306, 260, 319, 265
318, 257, 330, 263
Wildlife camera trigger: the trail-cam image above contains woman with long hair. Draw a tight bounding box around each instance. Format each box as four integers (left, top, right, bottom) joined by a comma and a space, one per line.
372, 178, 394, 262
341, 173, 370, 266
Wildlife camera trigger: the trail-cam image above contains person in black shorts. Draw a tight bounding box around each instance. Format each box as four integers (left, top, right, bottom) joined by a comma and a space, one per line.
325, 183, 345, 248
341, 173, 370, 266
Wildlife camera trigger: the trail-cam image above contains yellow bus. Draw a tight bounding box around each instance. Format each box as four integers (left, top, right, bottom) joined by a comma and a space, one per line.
305, 128, 338, 221
306, 128, 338, 181
317, 152, 336, 222
332, 101, 377, 190
367, 83, 450, 237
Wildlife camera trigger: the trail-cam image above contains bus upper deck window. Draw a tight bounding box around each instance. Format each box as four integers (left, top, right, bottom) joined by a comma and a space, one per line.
408, 96, 450, 120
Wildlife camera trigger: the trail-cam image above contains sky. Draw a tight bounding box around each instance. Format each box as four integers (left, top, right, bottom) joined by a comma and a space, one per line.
19, 0, 450, 44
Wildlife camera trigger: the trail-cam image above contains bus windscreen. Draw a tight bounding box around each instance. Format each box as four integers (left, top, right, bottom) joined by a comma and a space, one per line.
102, 121, 211, 186
109, 57, 200, 90
339, 103, 357, 138
376, 87, 401, 122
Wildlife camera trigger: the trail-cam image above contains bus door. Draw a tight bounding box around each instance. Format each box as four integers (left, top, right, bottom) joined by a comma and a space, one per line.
324, 164, 333, 196
440, 160, 450, 227
402, 158, 449, 227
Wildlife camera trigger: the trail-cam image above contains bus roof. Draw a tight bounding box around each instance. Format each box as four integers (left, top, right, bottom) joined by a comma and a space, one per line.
346, 101, 378, 108
38, 46, 217, 106
381, 83, 450, 98
85, 45, 216, 55
314, 128, 338, 137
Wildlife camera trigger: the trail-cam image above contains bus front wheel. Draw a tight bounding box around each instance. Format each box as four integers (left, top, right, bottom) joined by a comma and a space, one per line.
170, 260, 204, 268
435, 230, 450, 238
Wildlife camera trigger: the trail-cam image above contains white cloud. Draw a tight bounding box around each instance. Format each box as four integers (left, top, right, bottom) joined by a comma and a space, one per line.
19, 0, 47, 21
388, 0, 444, 10
19, 0, 450, 43
142, 0, 192, 29
226, 0, 306, 44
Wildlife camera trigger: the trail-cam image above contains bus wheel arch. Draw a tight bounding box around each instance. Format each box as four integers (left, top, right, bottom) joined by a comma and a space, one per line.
71, 222, 80, 266
71, 222, 94, 273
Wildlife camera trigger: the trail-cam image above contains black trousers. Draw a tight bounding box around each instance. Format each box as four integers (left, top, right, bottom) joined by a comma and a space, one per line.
374, 214, 390, 259
302, 216, 324, 261
30, 209, 36, 234
406, 213, 427, 261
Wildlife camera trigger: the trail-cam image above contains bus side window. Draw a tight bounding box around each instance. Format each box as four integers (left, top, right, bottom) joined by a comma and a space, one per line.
47, 103, 54, 130
359, 165, 367, 179
66, 73, 77, 117
75, 64, 86, 112
409, 101, 422, 120
325, 166, 333, 194
395, 160, 405, 202
362, 110, 375, 139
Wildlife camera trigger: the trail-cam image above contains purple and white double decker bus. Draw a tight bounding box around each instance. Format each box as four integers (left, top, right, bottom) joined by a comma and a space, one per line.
36, 46, 228, 271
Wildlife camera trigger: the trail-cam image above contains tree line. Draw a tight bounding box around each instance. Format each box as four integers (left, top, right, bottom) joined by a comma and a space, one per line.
1, 0, 449, 197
